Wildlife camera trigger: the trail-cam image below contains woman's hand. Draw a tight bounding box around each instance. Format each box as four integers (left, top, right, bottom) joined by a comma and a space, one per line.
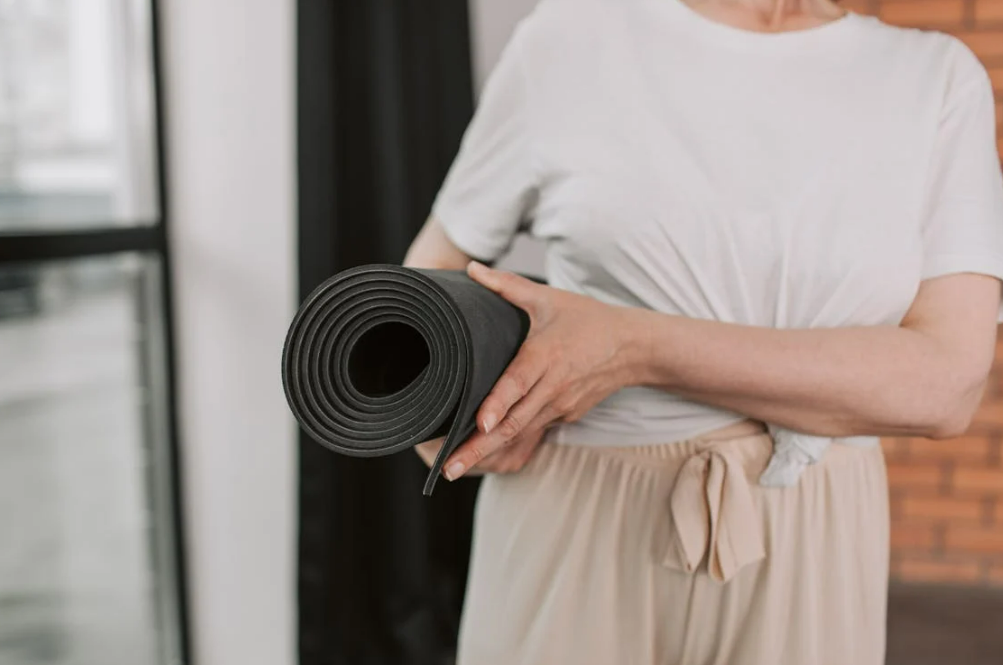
439, 261, 646, 481
412, 436, 490, 477
414, 437, 446, 469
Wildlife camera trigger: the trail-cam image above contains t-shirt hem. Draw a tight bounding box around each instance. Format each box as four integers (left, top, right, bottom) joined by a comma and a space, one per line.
921, 253, 1003, 323
544, 415, 753, 448
921, 253, 1003, 281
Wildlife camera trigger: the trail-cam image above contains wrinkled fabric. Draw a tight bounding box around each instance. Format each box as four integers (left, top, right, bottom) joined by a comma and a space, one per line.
761, 425, 879, 487
457, 419, 890, 665
432, 0, 1003, 480
661, 443, 765, 581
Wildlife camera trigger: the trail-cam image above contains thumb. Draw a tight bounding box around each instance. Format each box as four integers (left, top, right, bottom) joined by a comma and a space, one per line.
467, 261, 541, 310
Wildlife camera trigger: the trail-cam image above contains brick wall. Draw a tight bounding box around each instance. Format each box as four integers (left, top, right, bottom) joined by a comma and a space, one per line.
837, 0, 1003, 586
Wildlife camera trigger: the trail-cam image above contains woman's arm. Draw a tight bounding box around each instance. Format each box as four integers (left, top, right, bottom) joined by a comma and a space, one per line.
403, 215, 477, 270
403, 216, 531, 473
440, 264, 1000, 481
624, 272, 1000, 440
401, 217, 472, 468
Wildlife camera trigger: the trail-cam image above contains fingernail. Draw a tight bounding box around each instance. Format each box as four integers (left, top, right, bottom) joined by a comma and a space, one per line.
468, 261, 489, 275
445, 461, 465, 481
481, 414, 497, 434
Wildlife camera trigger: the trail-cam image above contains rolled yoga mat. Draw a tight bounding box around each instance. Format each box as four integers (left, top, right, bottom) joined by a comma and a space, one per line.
282, 264, 532, 495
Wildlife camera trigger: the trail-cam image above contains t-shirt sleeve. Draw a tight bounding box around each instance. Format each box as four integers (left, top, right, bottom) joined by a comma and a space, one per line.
919, 48, 1003, 322
430, 22, 539, 262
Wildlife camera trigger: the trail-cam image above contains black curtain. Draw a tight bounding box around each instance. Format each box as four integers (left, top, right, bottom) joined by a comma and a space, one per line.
296, 1, 481, 664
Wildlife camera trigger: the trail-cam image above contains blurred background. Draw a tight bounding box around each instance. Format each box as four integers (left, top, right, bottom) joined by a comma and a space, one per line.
0, 1, 1000, 665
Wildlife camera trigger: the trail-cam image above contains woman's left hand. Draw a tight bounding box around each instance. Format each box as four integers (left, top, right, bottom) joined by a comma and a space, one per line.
441, 261, 645, 481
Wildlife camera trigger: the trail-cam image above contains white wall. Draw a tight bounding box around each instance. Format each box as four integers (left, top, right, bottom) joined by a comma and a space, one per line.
159, 1, 296, 665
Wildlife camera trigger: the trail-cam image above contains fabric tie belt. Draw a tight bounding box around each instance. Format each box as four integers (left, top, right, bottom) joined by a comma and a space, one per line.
658, 423, 877, 583
660, 444, 765, 583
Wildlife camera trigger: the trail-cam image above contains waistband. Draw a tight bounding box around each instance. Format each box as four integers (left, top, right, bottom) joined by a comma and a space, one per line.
688, 417, 770, 443
543, 419, 772, 583
540, 417, 879, 583
547, 416, 879, 486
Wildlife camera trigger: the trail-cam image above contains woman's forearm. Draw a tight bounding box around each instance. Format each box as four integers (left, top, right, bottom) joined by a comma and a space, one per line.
621, 309, 986, 440
403, 216, 476, 270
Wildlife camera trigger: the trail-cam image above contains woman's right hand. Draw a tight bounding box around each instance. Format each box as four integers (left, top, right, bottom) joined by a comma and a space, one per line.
414, 437, 490, 477
406, 216, 548, 478
414, 426, 550, 477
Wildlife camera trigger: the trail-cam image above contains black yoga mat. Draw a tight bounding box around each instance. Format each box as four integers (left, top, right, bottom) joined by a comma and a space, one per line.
282, 264, 532, 495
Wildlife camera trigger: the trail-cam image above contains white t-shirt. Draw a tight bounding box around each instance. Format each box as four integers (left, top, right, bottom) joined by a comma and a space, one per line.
431, 0, 1003, 459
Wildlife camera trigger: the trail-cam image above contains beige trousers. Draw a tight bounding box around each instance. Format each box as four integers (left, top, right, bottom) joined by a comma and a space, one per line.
456, 419, 890, 665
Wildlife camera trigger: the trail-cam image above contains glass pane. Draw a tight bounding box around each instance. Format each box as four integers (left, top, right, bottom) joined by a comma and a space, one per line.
0, 254, 181, 665
0, 0, 159, 230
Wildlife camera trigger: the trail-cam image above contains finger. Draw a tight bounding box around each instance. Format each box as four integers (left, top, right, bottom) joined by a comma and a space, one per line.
474, 407, 558, 474
476, 347, 547, 434
413, 436, 445, 468
467, 261, 544, 312
445, 378, 560, 480
443, 429, 501, 481
474, 427, 544, 474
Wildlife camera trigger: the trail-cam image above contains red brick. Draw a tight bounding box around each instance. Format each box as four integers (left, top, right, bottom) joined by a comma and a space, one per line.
887, 463, 945, 491
881, 437, 908, 460
954, 32, 1003, 60
945, 526, 1003, 554
988, 67, 1003, 96
901, 496, 984, 521
971, 398, 1003, 427
906, 435, 992, 463
953, 467, 1003, 493
987, 439, 1003, 467
974, 0, 1003, 22
880, 0, 966, 25
891, 522, 938, 550
983, 371, 1003, 401
896, 557, 982, 583
846, 0, 877, 13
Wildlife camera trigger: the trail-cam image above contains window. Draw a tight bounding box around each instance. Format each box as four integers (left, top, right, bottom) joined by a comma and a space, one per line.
0, 2, 187, 665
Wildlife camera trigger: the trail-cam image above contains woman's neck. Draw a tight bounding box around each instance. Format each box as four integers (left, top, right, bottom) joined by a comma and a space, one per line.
679, 0, 848, 32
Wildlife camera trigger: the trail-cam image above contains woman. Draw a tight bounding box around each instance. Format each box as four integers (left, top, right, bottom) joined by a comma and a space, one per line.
404, 0, 1003, 662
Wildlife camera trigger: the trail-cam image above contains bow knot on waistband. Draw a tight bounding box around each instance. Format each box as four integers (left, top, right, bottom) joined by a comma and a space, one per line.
659, 447, 765, 583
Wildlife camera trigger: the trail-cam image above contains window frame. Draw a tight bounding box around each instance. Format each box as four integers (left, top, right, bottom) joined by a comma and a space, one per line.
0, 0, 191, 663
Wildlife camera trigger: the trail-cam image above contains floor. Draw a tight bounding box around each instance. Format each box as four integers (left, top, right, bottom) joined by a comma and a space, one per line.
887, 583, 1003, 665
0, 273, 165, 665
